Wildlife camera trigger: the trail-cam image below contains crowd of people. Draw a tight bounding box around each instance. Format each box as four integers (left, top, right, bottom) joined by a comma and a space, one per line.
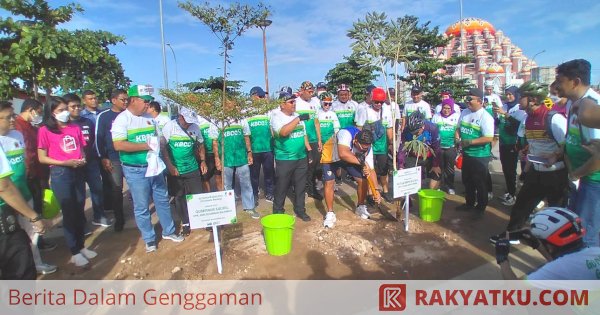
0, 58, 599, 280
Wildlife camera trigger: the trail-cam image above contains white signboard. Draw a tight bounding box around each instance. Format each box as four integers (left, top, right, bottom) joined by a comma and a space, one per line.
187, 190, 237, 229
393, 166, 422, 198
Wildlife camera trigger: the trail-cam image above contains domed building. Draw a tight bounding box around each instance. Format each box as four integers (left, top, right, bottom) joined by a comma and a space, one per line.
436, 17, 535, 91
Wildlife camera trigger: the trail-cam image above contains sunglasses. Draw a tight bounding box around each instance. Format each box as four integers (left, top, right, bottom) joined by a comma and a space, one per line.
373, 101, 384, 105
322, 103, 332, 106
465, 96, 479, 102
356, 142, 370, 152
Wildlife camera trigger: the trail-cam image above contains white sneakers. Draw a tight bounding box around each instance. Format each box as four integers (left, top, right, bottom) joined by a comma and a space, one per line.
80, 248, 97, 259
70, 253, 89, 267
355, 205, 370, 219
448, 189, 456, 195
488, 192, 494, 200
70, 248, 98, 267
323, 212, 337, 228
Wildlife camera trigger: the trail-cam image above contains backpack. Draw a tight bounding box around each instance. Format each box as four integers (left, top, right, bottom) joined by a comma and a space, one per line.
361, 109, 385, 140
544, 110, 565, 144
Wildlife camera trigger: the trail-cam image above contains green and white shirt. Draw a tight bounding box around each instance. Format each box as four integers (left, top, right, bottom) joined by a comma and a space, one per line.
111, 109, 157, 166
565, 88, 600, 182
295, 96, 320, 143
0, 146, 14, 208
197, 117, 216, 154
247, 112, 273, 153
432, 112, 460, 149
209, 120, 251, 168
403, 100, 432, 120
270, 109, 307, 161
0, 130, 31, 202
161, 119, 204, 175
332, 100, 358, 129
458, 107, 494, 158
498, 104, 526, 146
355, 105, 393, 154
317, 109, 340, 144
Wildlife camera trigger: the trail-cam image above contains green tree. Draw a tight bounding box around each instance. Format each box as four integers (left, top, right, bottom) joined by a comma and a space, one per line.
398, 18, 473, 105
178, 0, 269, 108
0, 0, 129, 100
325, 53, 377, 102
182, 76, 246, 95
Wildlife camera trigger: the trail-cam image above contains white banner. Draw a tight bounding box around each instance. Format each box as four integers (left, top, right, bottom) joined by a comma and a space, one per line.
1, 280, 599, 315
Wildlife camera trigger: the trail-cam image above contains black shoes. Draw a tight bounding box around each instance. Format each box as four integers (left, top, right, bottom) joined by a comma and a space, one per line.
308, 190, 323, 201
296, 212, 311, 222
382, 192, 393, 203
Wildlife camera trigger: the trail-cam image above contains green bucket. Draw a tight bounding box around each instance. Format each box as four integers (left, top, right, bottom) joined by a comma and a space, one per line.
417, 189, 445, 222
261, 214, 295, 256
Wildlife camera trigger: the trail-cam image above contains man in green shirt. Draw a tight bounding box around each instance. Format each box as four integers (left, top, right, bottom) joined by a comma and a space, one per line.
211, 103, 258, 219
248, 87, 275, 204
455, 88, 495, 219
270, 92, 312, 221
161, 107, 207, 236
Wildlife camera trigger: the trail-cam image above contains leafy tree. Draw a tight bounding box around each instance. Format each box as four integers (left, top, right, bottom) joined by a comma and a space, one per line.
324, 53, 377, 102
0, 0, 129, 100
182, 76, 246, 95
178, 1, 269, 107
397, 19, 473, 105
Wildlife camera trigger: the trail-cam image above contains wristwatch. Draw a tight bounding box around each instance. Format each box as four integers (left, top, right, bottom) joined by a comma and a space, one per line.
30, 215, 43, 223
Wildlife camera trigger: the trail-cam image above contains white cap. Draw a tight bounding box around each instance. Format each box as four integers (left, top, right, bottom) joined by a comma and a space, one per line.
179, 107, 199, 124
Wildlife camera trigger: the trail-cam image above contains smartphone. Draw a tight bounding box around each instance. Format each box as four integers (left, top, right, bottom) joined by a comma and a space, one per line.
527, 154, 549, 165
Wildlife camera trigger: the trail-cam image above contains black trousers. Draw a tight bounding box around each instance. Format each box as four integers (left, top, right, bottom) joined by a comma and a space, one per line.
462, 155, 491, 212
506, 168, 568, 231
499, 144, 519, 196
105, 159, 125, 228
441, 147, 457, 189
167, 170, 203, 226
273, 158, 307, 215
250, 151, 275, 197
306, 143, 320, 193
0, 229, 36, 280
26, 177, 43, 214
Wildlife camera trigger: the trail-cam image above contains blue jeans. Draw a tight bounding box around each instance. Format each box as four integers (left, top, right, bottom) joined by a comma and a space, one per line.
573, 180, 600, 247
83, 158, 105, 221
224, 164, 254, 210
50, 166, 86, 255
122, 165, 176, 245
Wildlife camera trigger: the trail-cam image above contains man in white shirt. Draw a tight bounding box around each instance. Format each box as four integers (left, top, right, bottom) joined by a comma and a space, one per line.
402, 86, 432, 131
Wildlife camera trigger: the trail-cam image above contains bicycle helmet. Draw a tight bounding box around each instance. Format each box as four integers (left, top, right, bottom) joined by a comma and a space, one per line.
406, 111, 426, 133
530, 207, 585, 247
519, 81, 548, 103
319, 92, 333, 103
371, 87, 387, 102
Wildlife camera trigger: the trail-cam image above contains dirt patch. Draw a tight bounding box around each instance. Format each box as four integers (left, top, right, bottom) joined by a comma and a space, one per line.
39, 172, 514, 280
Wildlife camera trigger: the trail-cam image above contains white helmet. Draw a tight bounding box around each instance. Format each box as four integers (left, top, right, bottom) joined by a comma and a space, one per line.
530, 207, 585, 247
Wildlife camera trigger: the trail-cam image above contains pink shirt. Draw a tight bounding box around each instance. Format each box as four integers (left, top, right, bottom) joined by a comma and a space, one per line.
38, 124, 86, 162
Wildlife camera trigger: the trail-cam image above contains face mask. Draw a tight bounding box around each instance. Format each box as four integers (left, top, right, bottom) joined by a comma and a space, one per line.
54, 111, 70, 123
31, 112, 43, 125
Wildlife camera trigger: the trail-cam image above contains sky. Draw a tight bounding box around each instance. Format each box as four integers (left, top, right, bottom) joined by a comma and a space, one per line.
4, 0, 600, 99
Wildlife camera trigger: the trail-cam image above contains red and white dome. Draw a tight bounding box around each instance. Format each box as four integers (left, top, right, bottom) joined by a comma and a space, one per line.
445, 17, 495, 37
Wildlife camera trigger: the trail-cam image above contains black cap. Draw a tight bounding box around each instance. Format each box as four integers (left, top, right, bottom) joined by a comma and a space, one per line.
250, 86, 266, 98
411, 86, 422, 94
316, 82, 327, 89
365, 85, 376, 93
468, 88, 484, 99
279, 92, 297, 101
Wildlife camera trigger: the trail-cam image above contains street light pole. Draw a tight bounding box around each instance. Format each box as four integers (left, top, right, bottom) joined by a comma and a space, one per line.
166, 43, 179, 87
531, 49, 546, 65
257, 19, 272, 97
159, 0, 171, 116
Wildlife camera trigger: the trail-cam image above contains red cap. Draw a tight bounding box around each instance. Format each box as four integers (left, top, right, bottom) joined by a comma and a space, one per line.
371, 87, 386, 102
